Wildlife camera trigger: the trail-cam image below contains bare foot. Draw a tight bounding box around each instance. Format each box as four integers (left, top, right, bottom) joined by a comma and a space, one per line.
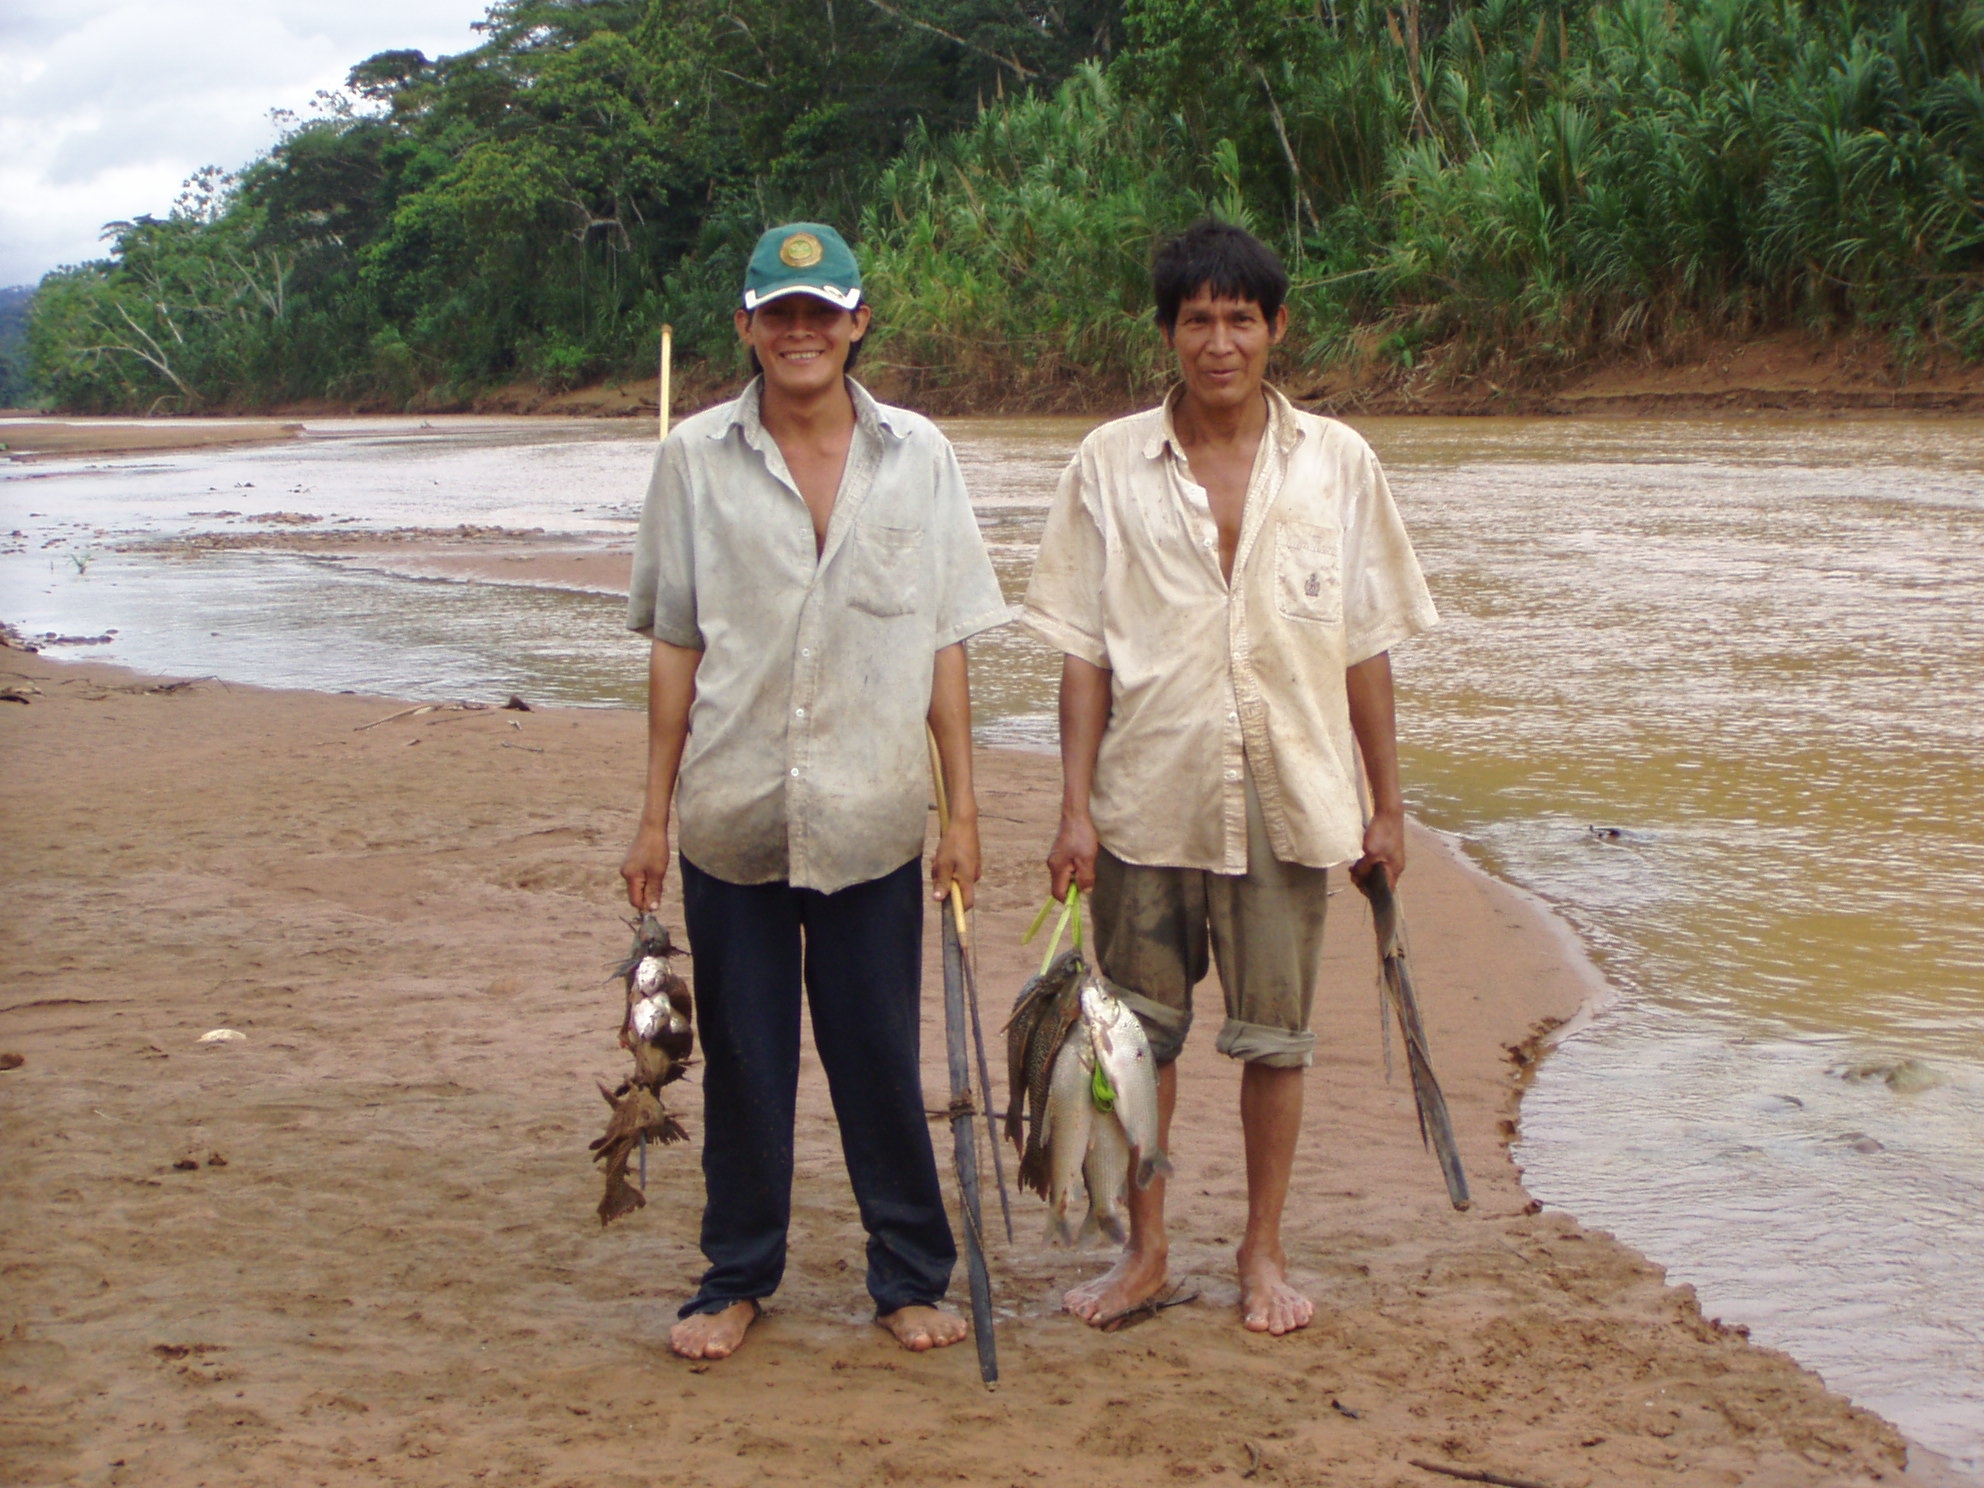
669, 1300, 757, 1359
1065, 1243, 1170, 1326
879, 1304, 969, 1352
1238, 1246, 1314, 1335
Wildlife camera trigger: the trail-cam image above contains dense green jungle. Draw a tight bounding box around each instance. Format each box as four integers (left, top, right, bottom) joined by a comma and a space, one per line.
18, 0, 1984, 414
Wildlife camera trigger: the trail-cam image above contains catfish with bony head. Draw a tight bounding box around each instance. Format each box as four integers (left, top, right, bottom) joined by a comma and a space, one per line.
1012, 951, 1086, 1196
1006, 948, 1083, 1153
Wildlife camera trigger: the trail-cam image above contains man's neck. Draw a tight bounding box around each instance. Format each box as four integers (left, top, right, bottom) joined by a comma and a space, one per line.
1173, 386, 1269, 452
759, 374, 856, 446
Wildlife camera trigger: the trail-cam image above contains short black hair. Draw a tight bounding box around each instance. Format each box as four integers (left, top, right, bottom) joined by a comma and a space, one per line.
744, 306, 867, 378
1152, 220, 1290, 330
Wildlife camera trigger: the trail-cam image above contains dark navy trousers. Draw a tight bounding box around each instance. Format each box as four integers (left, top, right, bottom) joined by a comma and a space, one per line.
677, 854, 956, 1318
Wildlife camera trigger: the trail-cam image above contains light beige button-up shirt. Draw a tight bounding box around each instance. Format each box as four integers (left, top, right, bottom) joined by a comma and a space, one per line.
1020, 386, 1437, 874
628, 378, 1010, 894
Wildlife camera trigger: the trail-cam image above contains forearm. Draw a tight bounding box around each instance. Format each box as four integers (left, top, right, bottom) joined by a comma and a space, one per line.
638, 639, 701, 826
1057, 654, 1112, 820
1345, 652, 1402, 816
926, 642, 976, 823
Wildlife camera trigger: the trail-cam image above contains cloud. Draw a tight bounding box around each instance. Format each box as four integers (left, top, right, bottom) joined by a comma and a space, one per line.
0, 0, 491, 285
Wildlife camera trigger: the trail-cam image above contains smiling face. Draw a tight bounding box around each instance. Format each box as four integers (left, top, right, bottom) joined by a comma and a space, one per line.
1161, 288, 1288, 416
734, 293, 871, 398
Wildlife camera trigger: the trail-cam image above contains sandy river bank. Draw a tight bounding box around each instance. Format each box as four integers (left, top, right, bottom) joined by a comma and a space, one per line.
0, 646, 1951, 1486
8, 328, 1984, 442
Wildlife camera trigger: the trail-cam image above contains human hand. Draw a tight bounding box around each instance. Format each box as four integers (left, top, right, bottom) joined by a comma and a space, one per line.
1351, 808, 1405, 890
932, 816, 981, 911
1046, 810, 1100, 902
621, 817, 670, 911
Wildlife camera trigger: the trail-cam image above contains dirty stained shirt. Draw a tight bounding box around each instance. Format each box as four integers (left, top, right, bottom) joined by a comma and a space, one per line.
1020, 385, 1438, 874
628, 378, 1010, 894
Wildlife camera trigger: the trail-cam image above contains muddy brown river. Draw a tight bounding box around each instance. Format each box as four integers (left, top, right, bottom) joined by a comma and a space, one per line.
4, 410, 1981, 1472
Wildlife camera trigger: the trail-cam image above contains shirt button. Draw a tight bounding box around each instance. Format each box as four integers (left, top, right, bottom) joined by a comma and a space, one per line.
790, 767, 800, 777
794, 707, 806, 718
1225, 769, 1240, 781
1227, 711, 1238, 723
800, 647, 812, 658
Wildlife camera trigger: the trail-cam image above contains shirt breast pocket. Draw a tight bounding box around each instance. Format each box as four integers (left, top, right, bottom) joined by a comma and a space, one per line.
1274, 520, 1343, 625
847, 524, 923, 619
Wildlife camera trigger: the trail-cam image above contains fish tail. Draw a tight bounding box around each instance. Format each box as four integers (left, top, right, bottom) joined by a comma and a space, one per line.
1076, 1207, 1100, 1249
1018, 1149, 1050, 1198
1134, 1151, 1174, 1189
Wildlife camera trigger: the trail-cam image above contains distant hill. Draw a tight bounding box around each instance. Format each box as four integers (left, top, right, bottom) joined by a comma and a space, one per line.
0, 284, 34, 408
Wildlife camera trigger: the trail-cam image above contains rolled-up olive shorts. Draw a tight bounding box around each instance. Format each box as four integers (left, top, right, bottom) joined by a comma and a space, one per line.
1090, 773, 1328, 1069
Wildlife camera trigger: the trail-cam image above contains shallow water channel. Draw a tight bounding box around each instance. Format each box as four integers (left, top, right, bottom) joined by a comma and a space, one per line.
4, 411, 1981, 1469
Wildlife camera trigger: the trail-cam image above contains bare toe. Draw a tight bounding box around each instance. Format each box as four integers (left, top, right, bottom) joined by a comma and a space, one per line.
669, 1300, 757, 1359
1064, 1247, 1169, 1328
1239, 1253, 1313, 1336
879, 1304, 968, 1352
1242, 1282, 1315, 1335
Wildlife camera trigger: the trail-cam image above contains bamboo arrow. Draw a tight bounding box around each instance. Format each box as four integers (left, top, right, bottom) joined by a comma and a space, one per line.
926, 726, 1001, 1383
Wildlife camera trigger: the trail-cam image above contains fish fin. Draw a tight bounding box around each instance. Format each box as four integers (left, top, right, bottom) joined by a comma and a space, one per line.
1076, 1206, 1103, 1250
1133, 1150, 1174, 1189
1046, 1208, 1082, 1247
1018, 1149, 1049, 1198
1098, 1213, 1129, 1247
598, 1171, 646, 1226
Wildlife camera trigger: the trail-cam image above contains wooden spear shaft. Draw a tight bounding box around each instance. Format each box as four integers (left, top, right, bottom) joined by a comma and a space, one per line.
926, 726, 1000, 1383
658, 324, 673, 442
926, 726, 1013, 1241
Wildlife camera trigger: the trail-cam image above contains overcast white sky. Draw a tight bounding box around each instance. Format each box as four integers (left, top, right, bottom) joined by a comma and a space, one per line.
0, 1, 495, 287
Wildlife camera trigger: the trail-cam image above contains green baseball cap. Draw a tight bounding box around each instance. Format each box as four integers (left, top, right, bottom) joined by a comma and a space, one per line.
742, 222, 862, 311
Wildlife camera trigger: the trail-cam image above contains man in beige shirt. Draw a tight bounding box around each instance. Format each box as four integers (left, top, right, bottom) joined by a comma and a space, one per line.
1021, 220, 1437, 1334
622, 223, 1009, 1361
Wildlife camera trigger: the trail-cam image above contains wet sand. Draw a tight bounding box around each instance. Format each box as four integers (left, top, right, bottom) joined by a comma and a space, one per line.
0, 418, 308, 461
0, 646, 1939, 1486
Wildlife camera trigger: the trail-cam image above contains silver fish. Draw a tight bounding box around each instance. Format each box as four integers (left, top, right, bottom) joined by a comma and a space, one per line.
1080, 971, 1170, 1188
1042, 1034, 1094, 1246
1081, 1107, 1131, 1247
629, 992, 687, 1042
631, 954, 667, 998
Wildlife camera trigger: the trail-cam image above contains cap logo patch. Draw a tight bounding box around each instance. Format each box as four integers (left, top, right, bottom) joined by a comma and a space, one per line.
779, 232, 824, 268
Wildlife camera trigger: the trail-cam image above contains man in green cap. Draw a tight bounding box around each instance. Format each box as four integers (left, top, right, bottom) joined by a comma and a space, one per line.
622, 223, 1009, 1360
